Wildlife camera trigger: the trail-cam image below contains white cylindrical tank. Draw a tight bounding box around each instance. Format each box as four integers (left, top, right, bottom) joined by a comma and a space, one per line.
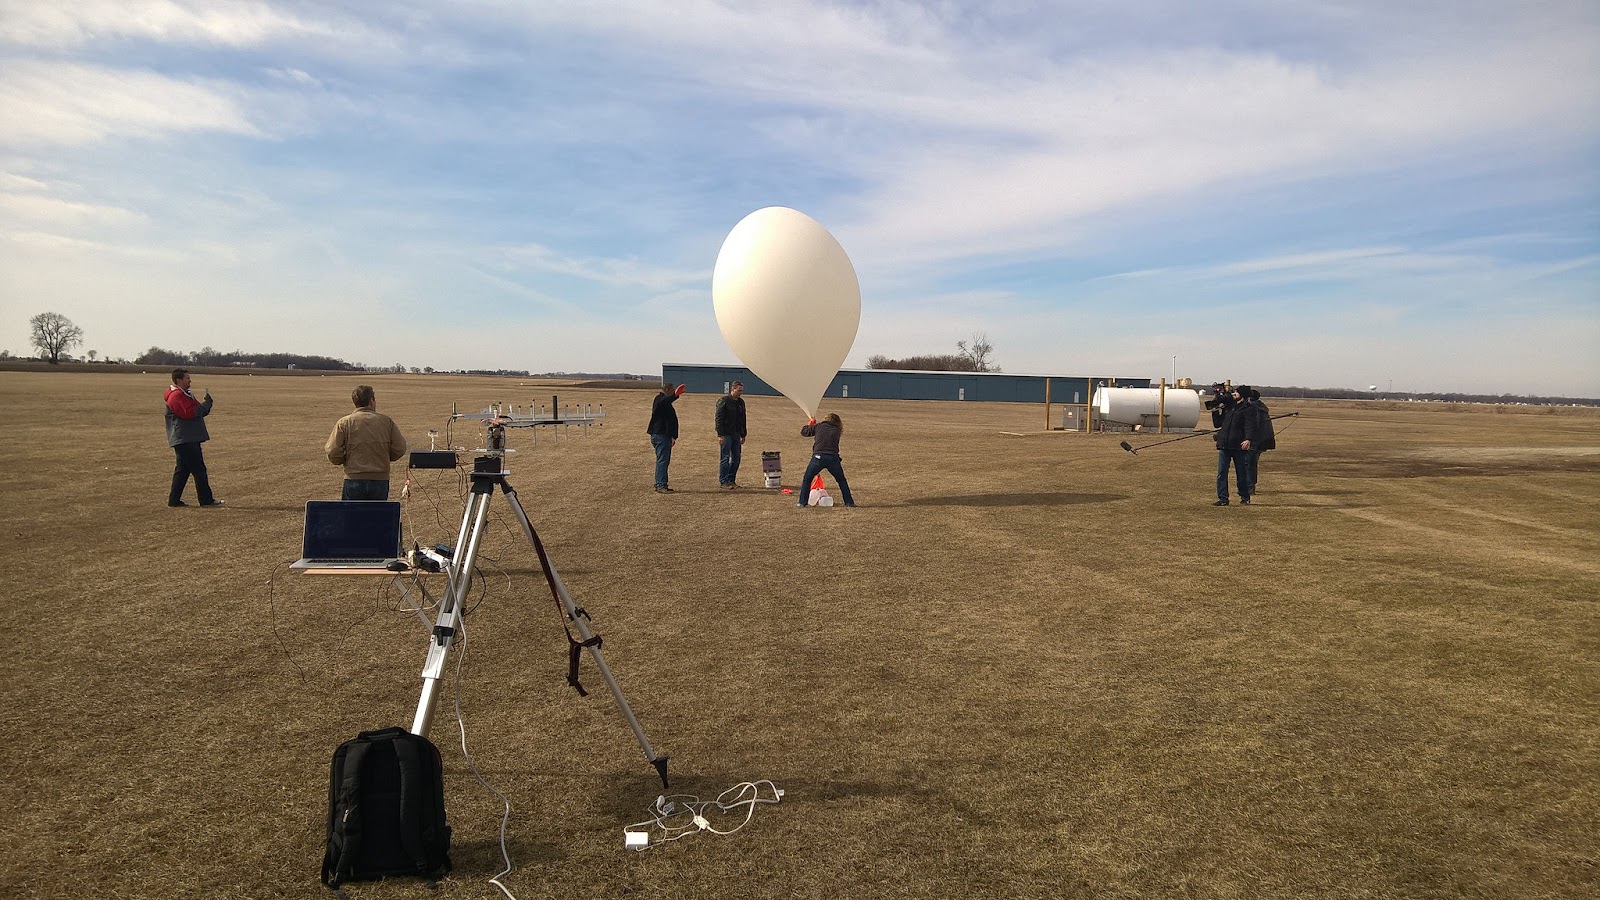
1094, 387, 1202, 429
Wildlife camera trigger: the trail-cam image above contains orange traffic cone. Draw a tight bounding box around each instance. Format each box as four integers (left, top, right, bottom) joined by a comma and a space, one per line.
808, 474, 831, 507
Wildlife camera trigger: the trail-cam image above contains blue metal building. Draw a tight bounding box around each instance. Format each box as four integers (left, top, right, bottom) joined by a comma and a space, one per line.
662, 363, 1151, 403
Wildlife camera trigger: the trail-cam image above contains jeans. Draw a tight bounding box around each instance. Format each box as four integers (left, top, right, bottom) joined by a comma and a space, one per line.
1246, 450, 1262, 496
1217, 448, 1251, 502
798, 453, 854, 506
719, 435, 743, 484
342, 479, 390, 501
169, 441, 215, 505
650, 434, 673, 488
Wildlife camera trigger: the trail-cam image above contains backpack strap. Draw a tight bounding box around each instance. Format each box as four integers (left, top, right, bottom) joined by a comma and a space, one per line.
391, 736, 435, 879
321, 739, 372, 888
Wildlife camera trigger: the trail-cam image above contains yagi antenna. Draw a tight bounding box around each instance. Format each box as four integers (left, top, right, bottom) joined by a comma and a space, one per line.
451, 394, 605, 452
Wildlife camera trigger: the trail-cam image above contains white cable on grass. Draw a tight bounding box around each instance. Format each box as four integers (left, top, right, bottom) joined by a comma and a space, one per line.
450, 612, 520, 900
624, 780, 784, 849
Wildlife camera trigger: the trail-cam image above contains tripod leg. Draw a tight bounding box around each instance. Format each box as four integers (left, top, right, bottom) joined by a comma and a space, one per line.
501, 483, 669, 787
410, 489, 491, 737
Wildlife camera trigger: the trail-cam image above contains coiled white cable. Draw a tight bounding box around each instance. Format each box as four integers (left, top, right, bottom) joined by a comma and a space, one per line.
624, 780, 784, 849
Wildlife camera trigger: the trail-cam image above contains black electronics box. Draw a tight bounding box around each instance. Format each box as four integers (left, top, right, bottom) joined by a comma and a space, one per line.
409, 451, 458, 470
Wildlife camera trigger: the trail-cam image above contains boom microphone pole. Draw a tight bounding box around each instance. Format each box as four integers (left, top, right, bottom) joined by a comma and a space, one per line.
1120, 412, 1299, 455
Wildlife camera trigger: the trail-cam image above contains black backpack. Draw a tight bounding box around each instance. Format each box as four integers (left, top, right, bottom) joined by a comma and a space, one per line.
321, 727, 452, 889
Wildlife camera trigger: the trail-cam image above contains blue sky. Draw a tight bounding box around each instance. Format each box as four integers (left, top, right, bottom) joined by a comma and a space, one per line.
1, 0, 1596, 395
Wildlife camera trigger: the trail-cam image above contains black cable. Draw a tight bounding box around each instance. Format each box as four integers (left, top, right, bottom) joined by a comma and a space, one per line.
266, 561, 309, 684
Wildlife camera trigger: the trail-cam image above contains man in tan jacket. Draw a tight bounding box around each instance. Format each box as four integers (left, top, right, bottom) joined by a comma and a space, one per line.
326, 385, 408, 500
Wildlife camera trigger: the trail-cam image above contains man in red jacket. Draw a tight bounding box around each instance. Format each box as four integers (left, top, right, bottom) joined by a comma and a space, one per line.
164, 368, 223, 507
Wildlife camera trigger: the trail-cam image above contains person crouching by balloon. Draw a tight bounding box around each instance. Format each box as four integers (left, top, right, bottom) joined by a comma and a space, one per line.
797, 413, 856, 509
647, 382, 687, 493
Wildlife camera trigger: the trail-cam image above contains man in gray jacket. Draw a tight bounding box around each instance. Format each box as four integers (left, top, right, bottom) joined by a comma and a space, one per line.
164, 368, 222, 507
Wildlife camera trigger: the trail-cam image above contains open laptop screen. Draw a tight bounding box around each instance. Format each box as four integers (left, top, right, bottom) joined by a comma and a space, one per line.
299, 500, 403, 561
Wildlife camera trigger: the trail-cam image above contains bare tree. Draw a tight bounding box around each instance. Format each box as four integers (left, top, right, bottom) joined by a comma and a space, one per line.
30, 312, 84, 364
957, 331, 998, 372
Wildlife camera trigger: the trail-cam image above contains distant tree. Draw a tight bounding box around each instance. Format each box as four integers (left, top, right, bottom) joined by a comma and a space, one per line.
867, 353, 971, 371
868, 334, 999, 372
957, 332, 998, 372
30, 312, 84, 364
87, 350, 98, 362
136, 346, 188, 366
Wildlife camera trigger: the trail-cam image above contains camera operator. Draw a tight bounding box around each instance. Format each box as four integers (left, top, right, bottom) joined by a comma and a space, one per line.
1204, 381, 1234, 428
1212, 384, 1257, 506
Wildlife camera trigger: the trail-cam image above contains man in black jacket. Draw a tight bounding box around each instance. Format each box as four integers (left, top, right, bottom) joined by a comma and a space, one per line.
1245, 388, 1275, 499
715, 381, 747, 489
1213, 385, 1257, 505
647, 382, 686, 493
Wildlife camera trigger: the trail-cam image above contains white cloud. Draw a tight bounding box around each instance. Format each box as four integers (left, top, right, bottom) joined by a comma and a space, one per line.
0, 190, 145, 226
0, 0, 325, 49
492, 243, 706, 293
0, 60, 261, 145
0, 171, 50, 191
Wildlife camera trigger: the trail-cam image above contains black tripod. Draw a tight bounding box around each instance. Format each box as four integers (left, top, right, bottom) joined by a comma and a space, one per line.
410, 428, 668, 787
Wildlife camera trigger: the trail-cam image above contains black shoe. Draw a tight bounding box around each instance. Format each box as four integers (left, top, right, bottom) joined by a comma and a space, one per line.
200, 499, 225, 507
1241, 497, 1251, 505
654, 487, 674, 494
168, 500, 188, 508
1214, 499, 1229, 506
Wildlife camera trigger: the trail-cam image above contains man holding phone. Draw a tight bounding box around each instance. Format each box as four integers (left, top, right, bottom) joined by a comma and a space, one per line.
164, 368, 223, 508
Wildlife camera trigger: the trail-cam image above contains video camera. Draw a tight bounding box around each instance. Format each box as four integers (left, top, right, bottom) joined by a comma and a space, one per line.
1203, 382, 1233, 411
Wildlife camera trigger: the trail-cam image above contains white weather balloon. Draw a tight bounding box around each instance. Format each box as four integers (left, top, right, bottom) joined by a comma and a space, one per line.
712, 207, 861, 420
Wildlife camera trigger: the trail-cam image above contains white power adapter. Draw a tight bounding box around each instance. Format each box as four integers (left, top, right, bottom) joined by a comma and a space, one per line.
624, 830, 649, 849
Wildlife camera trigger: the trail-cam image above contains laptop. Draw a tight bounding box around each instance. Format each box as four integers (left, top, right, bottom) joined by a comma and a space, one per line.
289, 500, 403, 573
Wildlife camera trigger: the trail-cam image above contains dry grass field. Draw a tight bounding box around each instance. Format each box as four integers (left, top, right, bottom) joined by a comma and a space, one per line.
2, 370, 1596, 899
